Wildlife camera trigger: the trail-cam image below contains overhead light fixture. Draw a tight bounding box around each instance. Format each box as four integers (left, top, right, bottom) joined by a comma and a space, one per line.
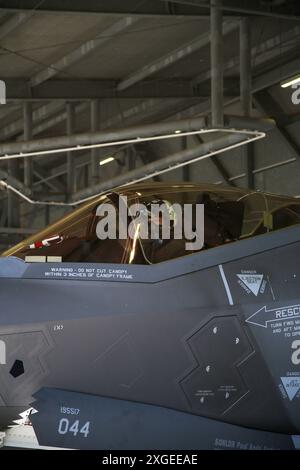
280, 75, 300, 88
174, 130, 182, 134
99, 156, 115, 166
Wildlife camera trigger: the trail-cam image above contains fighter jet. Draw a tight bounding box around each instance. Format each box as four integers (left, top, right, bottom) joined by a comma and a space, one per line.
0, 182, 300, 450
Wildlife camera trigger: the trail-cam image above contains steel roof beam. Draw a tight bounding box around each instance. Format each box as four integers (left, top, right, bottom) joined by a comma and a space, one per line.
0, 102, 64, 141
30, 17, 139, 88
33, 163, 65, 193
171, 55, 300, 122
71, 127, 269, 201
0, 0, 239, 17
0, 169, 31, 196
0, 116, 208, 156
193, 133, 235, 187
117, 20, 238, 92
0, 12, 31, 40
0, 226, 39, 235
5, 78, 240, 100
193, 25, 300, 87
253, 91, 300, 162
32, 99, 199, 184
2, 44, 299, 192
1, 0, 299, 18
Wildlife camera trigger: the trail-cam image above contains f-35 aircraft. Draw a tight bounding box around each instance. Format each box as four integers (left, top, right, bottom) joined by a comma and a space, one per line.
0, 182, 300, 450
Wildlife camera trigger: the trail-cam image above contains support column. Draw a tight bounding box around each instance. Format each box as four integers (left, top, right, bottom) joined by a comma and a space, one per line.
66, 102, 75, 201
211, 0, 224, 127
240, 18, 252, 116
128, 147, 136, 171
182, 136, 190, 181
240, 17, 254, 188
23, 102, 33, 189
44, 205, 50, 226
84, 164, 89, 188
7, 160, 20, 228
90, 99, 99, 183
0, 204, 7, 226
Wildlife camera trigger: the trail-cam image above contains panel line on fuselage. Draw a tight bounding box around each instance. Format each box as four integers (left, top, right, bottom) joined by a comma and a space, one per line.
218, 264, 234, 306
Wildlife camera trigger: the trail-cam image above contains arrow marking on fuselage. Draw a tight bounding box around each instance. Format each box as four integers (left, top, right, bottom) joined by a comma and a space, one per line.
246, 304, 300, 328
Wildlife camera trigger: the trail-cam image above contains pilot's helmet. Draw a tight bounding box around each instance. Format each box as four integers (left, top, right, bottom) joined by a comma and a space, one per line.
142, 198, 177, 226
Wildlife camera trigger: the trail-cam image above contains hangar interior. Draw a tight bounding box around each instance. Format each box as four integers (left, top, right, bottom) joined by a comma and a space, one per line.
0, 0, 299, 253
0, 0, 300, 451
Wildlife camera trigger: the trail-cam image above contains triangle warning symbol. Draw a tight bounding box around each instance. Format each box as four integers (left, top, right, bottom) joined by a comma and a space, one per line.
281, 377, 300, 401
237, 274, 263, 296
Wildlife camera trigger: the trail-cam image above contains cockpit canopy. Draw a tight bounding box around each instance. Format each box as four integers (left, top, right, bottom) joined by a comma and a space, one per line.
2, 183, 300, 265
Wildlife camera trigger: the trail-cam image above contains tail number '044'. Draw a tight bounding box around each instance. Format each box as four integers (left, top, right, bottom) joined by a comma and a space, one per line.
58, 418, 90, 438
